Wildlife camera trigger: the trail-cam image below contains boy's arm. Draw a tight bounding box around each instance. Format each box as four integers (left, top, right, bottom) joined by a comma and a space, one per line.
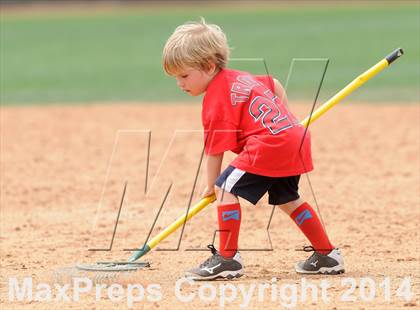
202, 153, 224, 198
273, 78, 289, 105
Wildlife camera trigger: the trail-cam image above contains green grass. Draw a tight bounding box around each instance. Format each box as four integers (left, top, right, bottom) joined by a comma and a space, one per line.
0, 4, 418, 105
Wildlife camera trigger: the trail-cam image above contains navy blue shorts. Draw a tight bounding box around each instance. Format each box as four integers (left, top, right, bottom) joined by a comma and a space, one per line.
215, 165, 300, 205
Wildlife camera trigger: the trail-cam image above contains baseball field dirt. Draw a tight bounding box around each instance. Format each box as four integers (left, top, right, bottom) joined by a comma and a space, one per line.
1, 102, 419, 309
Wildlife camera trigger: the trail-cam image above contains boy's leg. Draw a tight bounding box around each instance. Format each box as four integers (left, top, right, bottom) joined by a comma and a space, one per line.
184, 190, 243, 280
184, 174, 245, 280
268, 176, 344, 274
216, 189, 241, 258
269, 176, 334, 253
214, 165, 271, 258
278, 198, 334, 254
277, 199, 344, 274
185, 166, 274, 280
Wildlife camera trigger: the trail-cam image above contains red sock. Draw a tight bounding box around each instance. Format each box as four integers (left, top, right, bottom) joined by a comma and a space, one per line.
290, 202, 334, 254
217, 203, 241, 258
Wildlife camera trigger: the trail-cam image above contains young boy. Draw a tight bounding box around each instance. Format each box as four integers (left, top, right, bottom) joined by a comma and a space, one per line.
163, 19, 344, 280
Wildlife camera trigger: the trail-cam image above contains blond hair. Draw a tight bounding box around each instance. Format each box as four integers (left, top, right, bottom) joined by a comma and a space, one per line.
162, 18, 230, 75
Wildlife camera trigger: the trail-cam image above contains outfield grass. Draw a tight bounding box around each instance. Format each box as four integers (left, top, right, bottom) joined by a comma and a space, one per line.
0, 4, 418, 105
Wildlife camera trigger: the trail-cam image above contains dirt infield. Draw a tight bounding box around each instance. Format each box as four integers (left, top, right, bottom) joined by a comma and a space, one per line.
1, 102, 419, 309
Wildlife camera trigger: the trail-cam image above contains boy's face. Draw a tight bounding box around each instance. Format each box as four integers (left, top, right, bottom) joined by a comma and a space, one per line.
174, 66, 218, 96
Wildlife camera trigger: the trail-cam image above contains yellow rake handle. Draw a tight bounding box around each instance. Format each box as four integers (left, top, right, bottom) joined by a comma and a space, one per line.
149, 195, 216, 249
301, 48, 404, 128
129, 195, 216, 261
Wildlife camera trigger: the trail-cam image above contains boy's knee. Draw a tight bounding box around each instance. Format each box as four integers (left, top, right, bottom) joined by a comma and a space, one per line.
277, 198, 304, 215
215, 186, 239, 204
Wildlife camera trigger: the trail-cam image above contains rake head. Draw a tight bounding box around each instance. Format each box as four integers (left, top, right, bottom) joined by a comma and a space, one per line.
53, 261, 150, 285
76, 261, 150, 272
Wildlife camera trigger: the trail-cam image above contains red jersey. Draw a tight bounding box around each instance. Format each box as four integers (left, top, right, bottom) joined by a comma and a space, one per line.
202, 68, 313, 177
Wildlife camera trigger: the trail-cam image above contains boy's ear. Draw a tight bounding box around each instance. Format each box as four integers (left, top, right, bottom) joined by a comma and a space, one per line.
205, 62, 217, 74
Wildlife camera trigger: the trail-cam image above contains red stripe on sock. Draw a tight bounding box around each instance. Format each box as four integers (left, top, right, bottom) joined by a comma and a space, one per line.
217, 203, 241, 258
290, 202, 334, 254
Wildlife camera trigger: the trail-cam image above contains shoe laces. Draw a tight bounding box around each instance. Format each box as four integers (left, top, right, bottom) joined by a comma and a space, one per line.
295, 245, 317, 259
199, 244, 219, 268
296, 245, 333, 255
301, 245, 315, 252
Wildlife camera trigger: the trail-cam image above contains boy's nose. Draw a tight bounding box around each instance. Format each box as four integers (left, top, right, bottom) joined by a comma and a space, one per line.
177, 80, 184, 88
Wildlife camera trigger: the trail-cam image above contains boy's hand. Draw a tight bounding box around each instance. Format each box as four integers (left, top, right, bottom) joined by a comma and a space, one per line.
201, 185, 215, 199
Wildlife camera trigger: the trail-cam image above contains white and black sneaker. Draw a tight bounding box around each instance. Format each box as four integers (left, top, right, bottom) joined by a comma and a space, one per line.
185, 244, 244, 280
295, 246, 345, 275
